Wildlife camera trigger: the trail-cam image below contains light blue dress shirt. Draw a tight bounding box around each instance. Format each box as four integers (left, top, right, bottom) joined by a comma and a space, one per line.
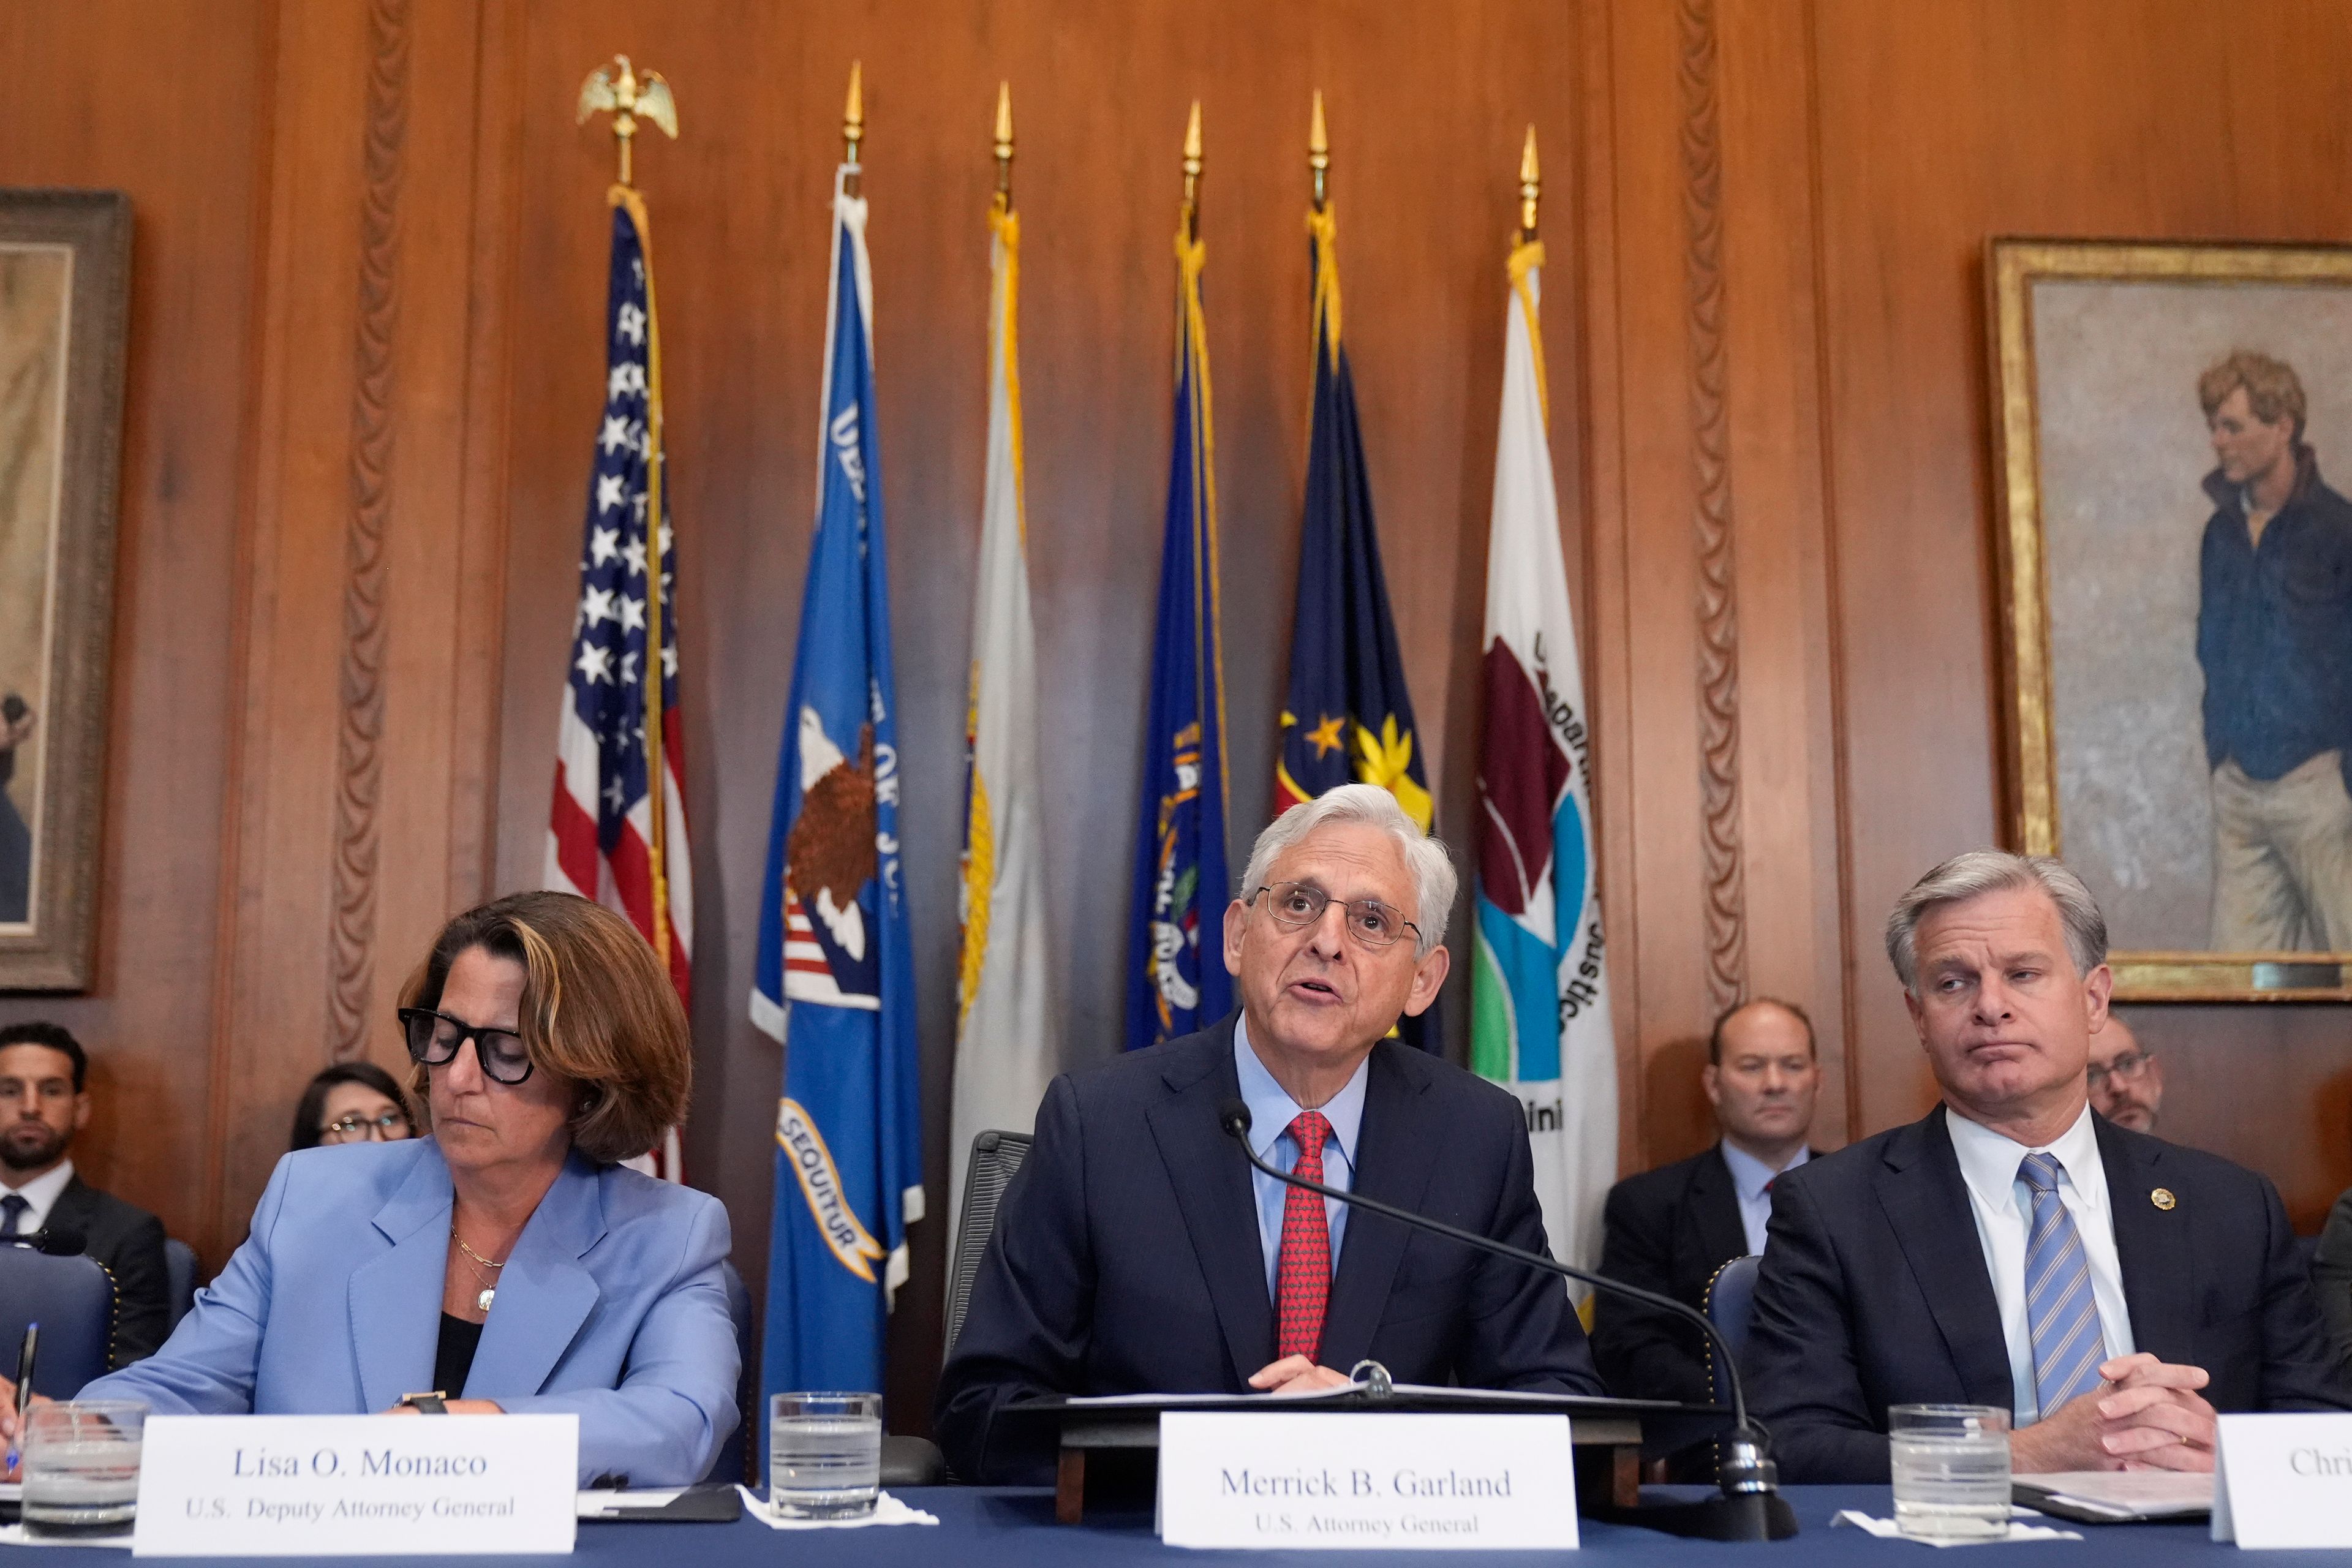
1234, 1014, 1367, 1303
1718, 1140, 1809, 1257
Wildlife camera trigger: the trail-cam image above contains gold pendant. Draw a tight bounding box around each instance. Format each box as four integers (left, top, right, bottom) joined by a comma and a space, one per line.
477, 1288, 495, 1313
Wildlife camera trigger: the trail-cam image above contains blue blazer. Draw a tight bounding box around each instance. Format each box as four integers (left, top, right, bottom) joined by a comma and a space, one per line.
78, 1139, 739, 1487
1746, 1106, 2352, 1483
934, 1016, 1604, 1483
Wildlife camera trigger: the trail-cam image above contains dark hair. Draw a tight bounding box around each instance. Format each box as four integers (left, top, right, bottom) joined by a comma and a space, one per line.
0, 1021, 87, 1091
289, 1061, 415, 1153
1708, 998, 1815, 1066
399, 891, 690, 1166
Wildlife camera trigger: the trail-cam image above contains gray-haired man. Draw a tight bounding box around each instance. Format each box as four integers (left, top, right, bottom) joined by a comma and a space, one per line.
935, 783, 1604, 1483
1745, 850, 2350, 1483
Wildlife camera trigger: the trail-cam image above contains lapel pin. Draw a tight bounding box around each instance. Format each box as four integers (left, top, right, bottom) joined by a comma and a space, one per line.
2150, 1188, 2177, 1211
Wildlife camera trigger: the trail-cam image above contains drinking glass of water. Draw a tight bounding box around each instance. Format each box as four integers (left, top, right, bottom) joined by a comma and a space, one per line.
1888, 1403, 2010, 1540
21, 1400, 148, 1538
769, 1391, 882, 1519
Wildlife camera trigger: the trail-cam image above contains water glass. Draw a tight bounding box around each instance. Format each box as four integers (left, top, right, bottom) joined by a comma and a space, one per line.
21, 1400, 148, 1538
769, 1391, 881, 1519
1888, 1403, 2011, 1540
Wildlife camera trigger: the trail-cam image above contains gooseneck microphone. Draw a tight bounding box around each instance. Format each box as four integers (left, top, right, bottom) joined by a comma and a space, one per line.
1218, 1097, 1796, 1542
1, 1226, 86, 1257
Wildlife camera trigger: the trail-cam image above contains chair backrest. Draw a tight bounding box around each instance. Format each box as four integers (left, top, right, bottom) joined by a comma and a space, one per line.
0, 1246, 116, 1395
164, 1238, 199, 1329
1703, 1253, 1762, 1392
943, 1129, 1032, 1360
708, 1259, 755, 1486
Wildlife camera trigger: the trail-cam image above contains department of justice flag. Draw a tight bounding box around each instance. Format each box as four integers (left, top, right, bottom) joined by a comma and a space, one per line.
753, 167, 922, 1404
1125, 221, 1232, 1052
545, 190, 692, 1178
1272, 203, 1436, 1048
1471, 238, 1616, 1280
949, 190, 1058, 1243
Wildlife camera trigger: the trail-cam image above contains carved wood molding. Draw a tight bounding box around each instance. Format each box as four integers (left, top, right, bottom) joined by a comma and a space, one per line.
328, 0, 410, 1060
1680, 0, 1747, 1014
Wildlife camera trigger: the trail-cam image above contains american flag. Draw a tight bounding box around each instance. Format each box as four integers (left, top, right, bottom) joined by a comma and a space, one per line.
546, 195, 693, 1178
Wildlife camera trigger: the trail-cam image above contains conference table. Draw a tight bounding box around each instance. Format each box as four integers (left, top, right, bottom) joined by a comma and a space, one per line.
3, 1485, 2332, 1564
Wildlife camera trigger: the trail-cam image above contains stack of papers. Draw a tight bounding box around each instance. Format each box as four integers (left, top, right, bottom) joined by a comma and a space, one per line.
2012, 1472, 2214, 1522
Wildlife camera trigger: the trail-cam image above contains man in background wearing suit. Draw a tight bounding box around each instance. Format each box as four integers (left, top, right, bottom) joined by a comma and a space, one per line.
0, 1020, 171, 1365
1747, 851, 2350, 1482
936, 784, 1604, 1483
1592, 997, 1819, 1409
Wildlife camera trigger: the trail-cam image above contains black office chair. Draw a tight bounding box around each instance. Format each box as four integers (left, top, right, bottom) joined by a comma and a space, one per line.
944, 1129, 1033, 1355
0, 1246, 116, 1395
164, 1238, 199, 1330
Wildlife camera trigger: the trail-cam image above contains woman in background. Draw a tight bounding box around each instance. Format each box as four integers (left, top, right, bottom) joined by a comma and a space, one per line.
9, 891, 737, 1486
288, 1060, 415, 1152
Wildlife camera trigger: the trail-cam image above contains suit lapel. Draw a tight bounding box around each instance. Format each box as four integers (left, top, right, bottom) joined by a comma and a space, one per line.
467, 1153, 605, 1401
350, 1146, 454, 1412
1319, 1044, 1439, 1373
46, 1177, 96, 1237
1689, 1147, 1750, 1264
1144, 1017, 1273, 1386
1875, 1108, 2013, 1408
2099, 1118, 2194, 1365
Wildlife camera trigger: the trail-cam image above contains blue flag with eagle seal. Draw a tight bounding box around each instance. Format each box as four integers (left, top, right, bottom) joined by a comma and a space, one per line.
1125, 222, 1233, 1052
752, 167, 921, 1411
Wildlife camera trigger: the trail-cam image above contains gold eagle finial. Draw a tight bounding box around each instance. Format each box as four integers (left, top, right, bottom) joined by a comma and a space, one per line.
576, 54, 678, 187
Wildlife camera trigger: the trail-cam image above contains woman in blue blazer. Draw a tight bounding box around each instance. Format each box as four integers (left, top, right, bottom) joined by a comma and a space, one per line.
42, 892, 739, 1487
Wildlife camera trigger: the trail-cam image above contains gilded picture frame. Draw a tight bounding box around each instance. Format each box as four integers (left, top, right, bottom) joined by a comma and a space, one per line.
1991, 237, 2352, 1001
0, 190, 129, 990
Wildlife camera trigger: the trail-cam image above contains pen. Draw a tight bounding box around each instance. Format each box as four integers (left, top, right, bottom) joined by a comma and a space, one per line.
6, 1321, 34, 1476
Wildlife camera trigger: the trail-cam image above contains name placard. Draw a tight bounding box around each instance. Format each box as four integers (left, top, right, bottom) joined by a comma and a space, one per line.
2212, 1412, 2352, 1549
1156, 1411, 1578, 1551
130, 1414, 578, 1556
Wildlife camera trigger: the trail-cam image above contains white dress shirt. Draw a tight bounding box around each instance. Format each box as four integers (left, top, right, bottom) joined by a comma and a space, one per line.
1719, 1140, 1809, 1257
1945, 1104, 2136, 1424
1234, 1016, 1366, 1303
0, 1157, 75, 1236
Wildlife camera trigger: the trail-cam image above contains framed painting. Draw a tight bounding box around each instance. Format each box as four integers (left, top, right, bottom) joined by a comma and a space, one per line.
0, 190, 129, 990
1992, 237, 2352, 1000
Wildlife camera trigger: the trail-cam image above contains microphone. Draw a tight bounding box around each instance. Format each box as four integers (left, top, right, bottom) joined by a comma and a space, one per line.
1, 1226, 85, 1256
1219, 1097, 1795, 1542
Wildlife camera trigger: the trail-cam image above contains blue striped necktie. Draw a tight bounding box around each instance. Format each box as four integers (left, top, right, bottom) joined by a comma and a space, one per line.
2019, 1152, 2109, 1418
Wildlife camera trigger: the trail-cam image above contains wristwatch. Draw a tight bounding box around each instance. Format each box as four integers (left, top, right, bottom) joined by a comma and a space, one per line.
399, 1392, 450, 1414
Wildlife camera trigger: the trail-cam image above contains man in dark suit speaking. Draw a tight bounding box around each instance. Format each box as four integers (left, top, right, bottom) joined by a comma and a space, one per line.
1747, 850, 2351, 1482
935, 784, 1603, 1483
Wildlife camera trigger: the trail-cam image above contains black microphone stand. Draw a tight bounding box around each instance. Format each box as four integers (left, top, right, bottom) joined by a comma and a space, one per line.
1220, 1100, 1796, 1541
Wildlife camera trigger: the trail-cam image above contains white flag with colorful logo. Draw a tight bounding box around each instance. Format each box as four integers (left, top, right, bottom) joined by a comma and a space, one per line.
1471, 236, 1617, 1281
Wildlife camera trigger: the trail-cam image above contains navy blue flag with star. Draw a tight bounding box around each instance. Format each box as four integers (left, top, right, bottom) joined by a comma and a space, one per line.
1273, 207, 1436, 1048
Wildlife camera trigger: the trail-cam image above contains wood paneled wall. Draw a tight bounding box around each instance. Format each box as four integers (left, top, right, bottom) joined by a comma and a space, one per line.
7, 0, 2351, 1434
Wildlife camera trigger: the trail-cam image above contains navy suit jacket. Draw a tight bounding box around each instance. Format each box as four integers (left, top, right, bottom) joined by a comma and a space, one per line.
933, 1016, 1604, 1483
1747, 1106, 2352, 1482
80, 1139, 740, 1486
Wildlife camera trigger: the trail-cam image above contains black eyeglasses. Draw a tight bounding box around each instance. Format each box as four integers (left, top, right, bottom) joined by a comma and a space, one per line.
1249, 881, 1421, 949
2086, 1050, 2153, 1091
318, 1109, 411, 1144
398, 1008, 535, 1085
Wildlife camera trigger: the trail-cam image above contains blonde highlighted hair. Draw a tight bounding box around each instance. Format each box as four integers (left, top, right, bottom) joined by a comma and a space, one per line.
400, 891, 690, 1165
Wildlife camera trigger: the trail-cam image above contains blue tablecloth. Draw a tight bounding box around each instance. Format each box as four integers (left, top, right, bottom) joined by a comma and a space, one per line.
7, 1485, 2342, 1562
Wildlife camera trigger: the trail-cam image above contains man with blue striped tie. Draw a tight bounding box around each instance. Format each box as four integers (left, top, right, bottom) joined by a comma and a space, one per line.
1743, 850, 2352, 1483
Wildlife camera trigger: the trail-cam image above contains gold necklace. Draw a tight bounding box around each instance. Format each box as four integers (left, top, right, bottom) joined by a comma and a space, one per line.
451, 1226, 506, 1313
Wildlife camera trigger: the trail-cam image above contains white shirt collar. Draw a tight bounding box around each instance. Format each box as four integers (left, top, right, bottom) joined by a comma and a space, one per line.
0, 1157, 75, 1229
1945, 1101, 2105, 1219
1718, 1140, 1807, 1204
1233, 1013, 1369, 1170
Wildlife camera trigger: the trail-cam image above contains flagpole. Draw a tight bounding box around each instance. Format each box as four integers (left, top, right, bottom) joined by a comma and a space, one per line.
1509, 124, 1550, 430
579, 54, 682, 982
843, 61, 865, 198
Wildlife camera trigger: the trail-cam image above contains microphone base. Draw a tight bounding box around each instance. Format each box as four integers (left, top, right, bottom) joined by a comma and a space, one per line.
1608, 1490, 1800, 1542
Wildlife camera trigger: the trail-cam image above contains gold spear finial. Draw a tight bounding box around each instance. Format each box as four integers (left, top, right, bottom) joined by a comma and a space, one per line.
1180, 99, 1204, 241
1518, 124, 1540, 241
843, 60, 865, 195
1309, 89, 1330, 211
576, 53, 679, 188
994, 81, 1014, 205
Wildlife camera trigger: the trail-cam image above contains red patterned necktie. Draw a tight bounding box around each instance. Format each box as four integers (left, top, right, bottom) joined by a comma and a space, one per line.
1276, 1110, 1334, 1363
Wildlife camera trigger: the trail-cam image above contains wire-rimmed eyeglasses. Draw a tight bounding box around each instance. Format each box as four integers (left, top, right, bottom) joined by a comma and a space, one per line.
1248, 881, 1421, 949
